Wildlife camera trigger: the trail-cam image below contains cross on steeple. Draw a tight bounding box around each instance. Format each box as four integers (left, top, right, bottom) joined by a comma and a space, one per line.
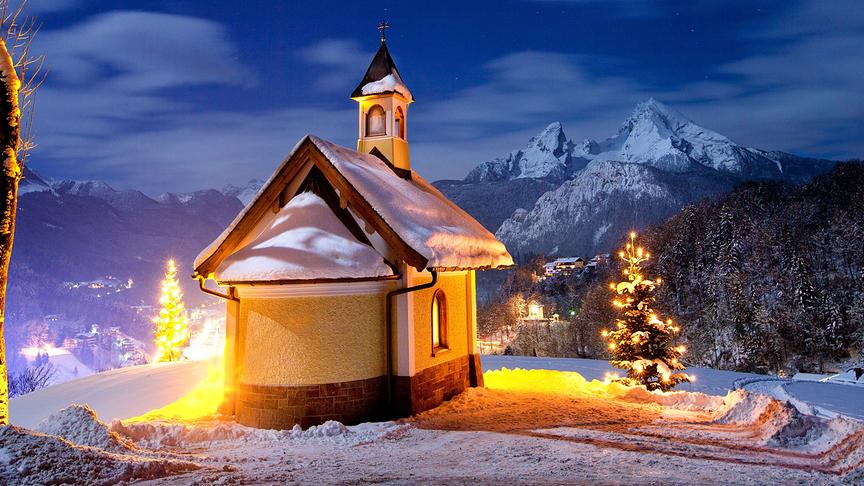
378, 20, 390, 43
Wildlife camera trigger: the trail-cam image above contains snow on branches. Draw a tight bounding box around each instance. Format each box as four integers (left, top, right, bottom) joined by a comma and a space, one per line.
602, 232, 691, 391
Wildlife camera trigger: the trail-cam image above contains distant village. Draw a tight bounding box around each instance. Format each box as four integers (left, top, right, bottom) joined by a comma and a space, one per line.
541, 254, 611, 279
14, 275, 225, 389
478, 254, 611, 355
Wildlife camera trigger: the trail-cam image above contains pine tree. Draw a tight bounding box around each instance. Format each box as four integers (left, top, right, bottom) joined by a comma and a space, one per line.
153, 259, 190, 362
602, 232, 690, 391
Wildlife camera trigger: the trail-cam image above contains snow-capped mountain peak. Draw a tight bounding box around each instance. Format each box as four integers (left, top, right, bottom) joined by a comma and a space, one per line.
221, 179, 264, 205
565, 98, 818, 178
440, 98, 834, 260
625, 98, 699, 136
527, 122, 568, 155
465, 122, 573, 183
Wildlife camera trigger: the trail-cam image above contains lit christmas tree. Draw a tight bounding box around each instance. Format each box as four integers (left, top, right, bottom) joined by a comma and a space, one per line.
153, 259, 190, 362
602, 232, 690, 391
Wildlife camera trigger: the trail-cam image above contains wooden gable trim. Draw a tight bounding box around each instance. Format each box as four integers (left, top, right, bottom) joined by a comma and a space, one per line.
195, 137, 428, 278
194, 143, 315, 277
307, 148, 430, 271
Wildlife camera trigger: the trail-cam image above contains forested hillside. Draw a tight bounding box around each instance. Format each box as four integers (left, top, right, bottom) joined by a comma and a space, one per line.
640, 162, 864, 373
485, 163, 864, 374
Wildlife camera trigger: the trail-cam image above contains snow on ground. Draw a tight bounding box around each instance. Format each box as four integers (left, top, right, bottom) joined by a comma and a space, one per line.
484, 355, 762, 395
9, 359, 211, 429
19, 344, 94, 384
4, 356, 864, 484
484, 355, 864, 419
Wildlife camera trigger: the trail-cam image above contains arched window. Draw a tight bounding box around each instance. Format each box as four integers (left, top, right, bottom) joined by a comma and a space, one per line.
431, 290, 447, 351
365, 105, 386, 137
394, 107, 405, 139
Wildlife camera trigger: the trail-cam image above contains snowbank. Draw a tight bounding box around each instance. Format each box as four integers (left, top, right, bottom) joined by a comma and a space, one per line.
482, 367, 726, 413
113, 417, 405, 449
0, 425, 197, 486
715, 390, 826, 446
37, 404, 133, 452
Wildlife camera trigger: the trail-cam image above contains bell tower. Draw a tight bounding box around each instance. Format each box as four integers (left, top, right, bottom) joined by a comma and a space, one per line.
351, 21, 413, 172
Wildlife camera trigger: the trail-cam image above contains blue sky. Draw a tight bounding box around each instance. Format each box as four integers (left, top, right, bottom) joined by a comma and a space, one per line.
26, 0, 864, 193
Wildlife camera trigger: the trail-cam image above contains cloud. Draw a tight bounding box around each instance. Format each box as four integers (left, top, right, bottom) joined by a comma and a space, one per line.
29, 11, 263, 192
401, 51, 647, 179
37, 106, 356, 194
29, 1, 863, 195
295, 39, 371, 92
36, 11, 252, 91
657, 0, 864, 159
415, 0, 864, 177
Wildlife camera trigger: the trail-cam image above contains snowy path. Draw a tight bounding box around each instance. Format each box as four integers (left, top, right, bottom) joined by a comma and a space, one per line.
784, 381, 864, 421
9, 359, 212, 428
484, 355, 764, 395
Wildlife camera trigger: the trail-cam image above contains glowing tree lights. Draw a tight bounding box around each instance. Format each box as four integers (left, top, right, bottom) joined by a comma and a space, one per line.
153, 259, 190, 362
602, 232, 690, 391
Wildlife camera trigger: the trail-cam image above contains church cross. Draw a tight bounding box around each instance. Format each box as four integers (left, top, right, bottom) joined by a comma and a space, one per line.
378, 20, 390, 42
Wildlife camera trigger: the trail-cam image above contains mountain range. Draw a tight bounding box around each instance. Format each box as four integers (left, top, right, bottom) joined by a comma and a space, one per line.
434, 99, 835, 259
7, 169, 253, 356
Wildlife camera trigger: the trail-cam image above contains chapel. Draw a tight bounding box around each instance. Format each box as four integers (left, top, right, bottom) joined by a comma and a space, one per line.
193, 28, 513, 429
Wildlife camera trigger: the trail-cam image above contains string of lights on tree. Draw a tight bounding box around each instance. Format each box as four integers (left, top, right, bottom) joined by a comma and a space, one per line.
602, 232, 693, 391
153, 259, 190, 362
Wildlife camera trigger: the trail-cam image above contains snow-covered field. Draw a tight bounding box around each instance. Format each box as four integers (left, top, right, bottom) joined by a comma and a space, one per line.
4, 356, 864, 485
9, 359, 211, 429
483, 355, 864, 420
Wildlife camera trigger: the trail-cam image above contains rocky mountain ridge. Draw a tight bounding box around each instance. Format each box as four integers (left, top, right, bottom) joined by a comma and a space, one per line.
436, 99, 835, 260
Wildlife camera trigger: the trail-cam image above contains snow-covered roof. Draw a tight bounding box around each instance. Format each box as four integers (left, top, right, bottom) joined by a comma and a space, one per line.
553, 257, 584, 264
313, 137, 512, 270
361, 71, 412, 100
194, 136, 513, 279
215, 192, 395, 282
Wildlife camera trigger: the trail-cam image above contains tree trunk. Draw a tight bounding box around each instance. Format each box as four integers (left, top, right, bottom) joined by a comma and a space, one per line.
0, 37, 22, 426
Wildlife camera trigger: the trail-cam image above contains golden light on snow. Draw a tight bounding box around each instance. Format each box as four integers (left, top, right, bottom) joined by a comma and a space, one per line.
125, 358, 226, 424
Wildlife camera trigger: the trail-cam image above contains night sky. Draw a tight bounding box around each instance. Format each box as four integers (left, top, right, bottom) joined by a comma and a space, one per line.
27, 0, 864, 194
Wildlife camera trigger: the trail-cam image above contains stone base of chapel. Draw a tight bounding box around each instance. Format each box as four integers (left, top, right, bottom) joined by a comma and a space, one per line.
391, 353, 484, 417
232, 354, 485, 429
235, 376, 387, 429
